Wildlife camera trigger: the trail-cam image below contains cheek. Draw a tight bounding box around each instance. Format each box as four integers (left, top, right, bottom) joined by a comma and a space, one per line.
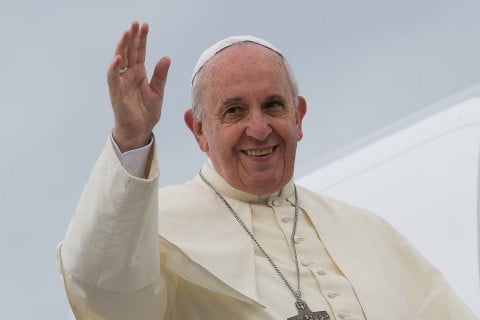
285, 119, 302, 142
205, 122, 244, 158
205, 129, 229, 158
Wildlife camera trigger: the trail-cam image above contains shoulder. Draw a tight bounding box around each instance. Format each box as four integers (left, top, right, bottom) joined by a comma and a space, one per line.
296, 185, 401, 240
158, 176, 212, 207
157, 175, 225, 225
297, 185, 379, 219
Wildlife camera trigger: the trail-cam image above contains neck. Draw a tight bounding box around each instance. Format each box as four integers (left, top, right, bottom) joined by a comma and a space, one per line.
199, 161, 295, 204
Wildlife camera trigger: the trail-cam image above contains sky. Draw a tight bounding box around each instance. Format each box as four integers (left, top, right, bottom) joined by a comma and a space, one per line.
1, 0, 480, 318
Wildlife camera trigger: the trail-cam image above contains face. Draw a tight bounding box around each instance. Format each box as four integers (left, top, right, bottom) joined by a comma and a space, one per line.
185, 43, 307, 195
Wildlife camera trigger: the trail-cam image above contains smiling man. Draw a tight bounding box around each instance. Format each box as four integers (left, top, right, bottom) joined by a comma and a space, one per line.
185, 41, 306, 195
57, 22, 477, 320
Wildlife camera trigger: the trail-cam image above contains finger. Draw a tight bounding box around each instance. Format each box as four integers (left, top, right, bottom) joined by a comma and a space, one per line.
107, 55, 124, 93
108, 22, 138, 86
137, 22, 149, 64
113, 28, 131, 69
108, 54, 124, 75
127, 21, 140, 67
150, 56, 171, 96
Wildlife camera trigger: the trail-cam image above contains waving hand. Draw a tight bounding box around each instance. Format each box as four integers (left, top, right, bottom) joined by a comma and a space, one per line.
107, 21, 171, 152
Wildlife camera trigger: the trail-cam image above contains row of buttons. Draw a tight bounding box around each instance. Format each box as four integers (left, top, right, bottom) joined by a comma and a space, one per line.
281, 216, 305, 245
277, 207, 357, 319
283, 214, 328, 277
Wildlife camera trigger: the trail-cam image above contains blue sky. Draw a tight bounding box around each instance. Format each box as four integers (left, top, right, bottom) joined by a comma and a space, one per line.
1, 0, 480, 318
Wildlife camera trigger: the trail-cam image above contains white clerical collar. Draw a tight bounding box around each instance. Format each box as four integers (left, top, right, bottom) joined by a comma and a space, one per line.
200, 161, 295, 205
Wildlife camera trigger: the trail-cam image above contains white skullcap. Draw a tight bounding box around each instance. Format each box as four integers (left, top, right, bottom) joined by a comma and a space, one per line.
191, 35, 283, 85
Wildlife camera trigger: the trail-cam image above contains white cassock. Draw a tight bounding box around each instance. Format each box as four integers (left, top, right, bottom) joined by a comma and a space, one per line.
57, 137, 478, 320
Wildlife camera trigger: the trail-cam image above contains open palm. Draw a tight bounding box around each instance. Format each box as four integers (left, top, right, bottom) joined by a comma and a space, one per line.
107, 22, 171, 152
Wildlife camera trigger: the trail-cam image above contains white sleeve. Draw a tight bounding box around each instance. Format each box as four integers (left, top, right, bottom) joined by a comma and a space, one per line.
111, 133, 153, 178
57, 136, 170, 320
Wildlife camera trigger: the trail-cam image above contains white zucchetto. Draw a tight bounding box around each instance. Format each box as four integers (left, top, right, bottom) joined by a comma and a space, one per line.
191, 35, 283, 85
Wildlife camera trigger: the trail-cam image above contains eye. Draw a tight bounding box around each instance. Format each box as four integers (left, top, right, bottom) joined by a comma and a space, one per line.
263, 99, 287, 115
221, 105, 246, 123
265, 101, 282, 108
225, 105, 243, 114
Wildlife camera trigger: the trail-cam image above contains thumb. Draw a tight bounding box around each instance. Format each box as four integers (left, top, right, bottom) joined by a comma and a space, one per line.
150, 56, 171, 95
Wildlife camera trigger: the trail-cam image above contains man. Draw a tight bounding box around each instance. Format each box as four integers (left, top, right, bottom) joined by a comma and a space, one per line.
57, 21, 478, 319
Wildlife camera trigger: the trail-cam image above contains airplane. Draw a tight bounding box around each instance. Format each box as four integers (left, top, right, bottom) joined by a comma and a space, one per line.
297, 87, 480, 315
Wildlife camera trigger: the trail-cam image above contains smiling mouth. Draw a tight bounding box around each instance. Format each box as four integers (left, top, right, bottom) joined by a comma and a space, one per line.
244, 147, 274, 157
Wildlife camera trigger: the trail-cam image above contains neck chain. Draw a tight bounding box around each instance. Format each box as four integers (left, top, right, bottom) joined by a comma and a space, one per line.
199, 171, 330, 320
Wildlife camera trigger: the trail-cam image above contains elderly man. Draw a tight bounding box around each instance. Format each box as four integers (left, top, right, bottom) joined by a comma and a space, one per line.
57, 22, 477, 320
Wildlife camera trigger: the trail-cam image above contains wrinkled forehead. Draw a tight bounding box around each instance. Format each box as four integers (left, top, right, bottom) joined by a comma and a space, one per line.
191, 35, 283, 85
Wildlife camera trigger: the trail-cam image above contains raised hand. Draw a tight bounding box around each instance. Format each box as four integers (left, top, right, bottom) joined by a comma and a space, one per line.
107, 21, 171, 152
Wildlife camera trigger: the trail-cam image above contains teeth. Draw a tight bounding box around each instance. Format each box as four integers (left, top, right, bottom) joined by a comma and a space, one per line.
245, 148, 273, 156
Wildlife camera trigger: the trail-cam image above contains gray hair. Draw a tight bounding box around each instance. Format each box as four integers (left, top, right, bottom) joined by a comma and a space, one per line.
190, 43, 299, 120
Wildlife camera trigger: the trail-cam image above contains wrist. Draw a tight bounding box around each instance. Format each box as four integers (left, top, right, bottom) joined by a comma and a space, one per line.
112, 128, 152, 152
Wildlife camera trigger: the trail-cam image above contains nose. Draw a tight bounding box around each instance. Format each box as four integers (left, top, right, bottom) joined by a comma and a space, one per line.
245, 110, 272, 140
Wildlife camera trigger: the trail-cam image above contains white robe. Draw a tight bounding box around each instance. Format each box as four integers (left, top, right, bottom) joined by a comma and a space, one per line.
57, 139, 478, 319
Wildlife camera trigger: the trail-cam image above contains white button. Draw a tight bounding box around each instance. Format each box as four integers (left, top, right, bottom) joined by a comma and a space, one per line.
327, 291, 341, 299
316, 270, 327, 276
301, 259, 314, 266
293, 235, 304, 244
281, 216, 292, 223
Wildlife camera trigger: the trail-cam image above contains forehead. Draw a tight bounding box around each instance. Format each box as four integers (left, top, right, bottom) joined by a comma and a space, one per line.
201, 43, 288, 91
207, 42, 283, 64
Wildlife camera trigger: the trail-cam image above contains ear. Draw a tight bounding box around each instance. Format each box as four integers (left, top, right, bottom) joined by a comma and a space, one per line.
184, 108, 209, 152
295, 96, 307, 141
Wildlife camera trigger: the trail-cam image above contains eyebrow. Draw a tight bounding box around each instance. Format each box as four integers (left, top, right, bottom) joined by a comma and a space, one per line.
219, 94, 287, 107
265, 94, 287, 103
219, 97, 243, 108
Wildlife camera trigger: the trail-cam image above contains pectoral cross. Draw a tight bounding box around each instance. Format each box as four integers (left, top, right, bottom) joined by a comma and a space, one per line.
287, 300, 330, 320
